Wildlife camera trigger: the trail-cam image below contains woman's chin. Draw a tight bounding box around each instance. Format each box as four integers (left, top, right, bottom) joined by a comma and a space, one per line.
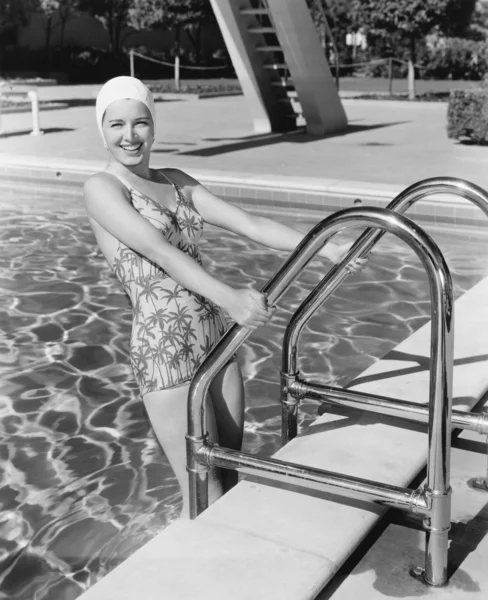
113, 151, 146, 166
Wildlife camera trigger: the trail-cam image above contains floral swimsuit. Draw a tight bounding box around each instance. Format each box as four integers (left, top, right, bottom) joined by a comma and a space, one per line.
110, 172, 228, 396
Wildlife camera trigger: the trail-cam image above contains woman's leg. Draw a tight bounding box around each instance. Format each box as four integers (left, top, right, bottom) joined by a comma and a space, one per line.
209, 358, 245, 492
142, 384, 223, 518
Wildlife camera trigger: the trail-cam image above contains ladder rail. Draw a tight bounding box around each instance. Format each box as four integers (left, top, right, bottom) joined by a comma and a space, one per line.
281, 177, 488, 441
187, 205, 454, 586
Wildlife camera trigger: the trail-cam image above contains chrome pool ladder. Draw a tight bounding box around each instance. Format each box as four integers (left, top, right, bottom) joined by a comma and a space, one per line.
186, 177, 488, 588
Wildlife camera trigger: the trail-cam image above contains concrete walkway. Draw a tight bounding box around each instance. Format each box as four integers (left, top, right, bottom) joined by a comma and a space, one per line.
1, 84, 486, 191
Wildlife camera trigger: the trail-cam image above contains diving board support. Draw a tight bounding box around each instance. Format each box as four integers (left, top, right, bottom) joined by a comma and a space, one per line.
187, 206, 454, 587
266, 0, 347, 135
208, 0, 347, 135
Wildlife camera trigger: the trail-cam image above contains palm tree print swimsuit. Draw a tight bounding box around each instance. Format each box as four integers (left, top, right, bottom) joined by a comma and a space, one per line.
110, 171, 229, 396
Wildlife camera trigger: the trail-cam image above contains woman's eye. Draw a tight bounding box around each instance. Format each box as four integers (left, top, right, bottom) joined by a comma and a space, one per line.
111, 123, 122, 128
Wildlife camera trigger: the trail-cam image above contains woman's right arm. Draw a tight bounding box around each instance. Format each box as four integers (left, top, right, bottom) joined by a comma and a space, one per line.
83, 174, 271, 329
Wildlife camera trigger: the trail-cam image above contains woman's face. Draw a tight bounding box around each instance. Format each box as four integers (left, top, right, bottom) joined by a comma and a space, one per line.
102, 99, 154, 166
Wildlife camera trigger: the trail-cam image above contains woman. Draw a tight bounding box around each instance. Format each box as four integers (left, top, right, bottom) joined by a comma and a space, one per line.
84, 76, 365, 518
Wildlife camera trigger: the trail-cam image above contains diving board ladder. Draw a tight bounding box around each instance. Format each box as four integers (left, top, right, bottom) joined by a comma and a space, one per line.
208, 0, 347, 135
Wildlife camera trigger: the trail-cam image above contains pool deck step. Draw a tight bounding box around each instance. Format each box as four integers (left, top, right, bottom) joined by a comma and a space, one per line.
78, 275, 488, 600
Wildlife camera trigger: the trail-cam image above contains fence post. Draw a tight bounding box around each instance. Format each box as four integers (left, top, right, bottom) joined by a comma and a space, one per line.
174, 56, 180, 92
130, 49, 135, 78
388, 57, 393, 96
27, 90, 44, 136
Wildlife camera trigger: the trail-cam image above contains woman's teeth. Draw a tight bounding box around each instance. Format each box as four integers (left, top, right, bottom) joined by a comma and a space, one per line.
121, 144, 142, 152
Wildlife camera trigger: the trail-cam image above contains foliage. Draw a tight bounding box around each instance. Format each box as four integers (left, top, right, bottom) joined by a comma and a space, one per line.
423, 37, 488, 80
127, 0, 165, 31
0, 0, 37, 33
437, 0, 478, 38
147, 78, 241, 94
350, 1, 479, 97
352, 0, 449, 38
447, 88, 488, 143
149, 0, 216, 60
77, 0, 133, 53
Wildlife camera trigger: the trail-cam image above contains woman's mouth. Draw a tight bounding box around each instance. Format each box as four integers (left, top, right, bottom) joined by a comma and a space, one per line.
120, 143, 142, 154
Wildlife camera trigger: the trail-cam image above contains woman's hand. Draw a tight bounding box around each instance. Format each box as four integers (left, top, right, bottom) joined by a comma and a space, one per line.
223, 289, 274, 330
320, 241, 368, 273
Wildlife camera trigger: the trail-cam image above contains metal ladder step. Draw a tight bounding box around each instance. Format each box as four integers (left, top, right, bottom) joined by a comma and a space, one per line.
271, 80, 294, 89
241, 8, 270, 15
248, 27, 276, 34
256, 46, 283, 52
264, 63, 288, 70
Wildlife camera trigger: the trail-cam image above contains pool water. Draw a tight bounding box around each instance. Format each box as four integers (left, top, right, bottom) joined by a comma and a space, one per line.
1, 193, 487, 600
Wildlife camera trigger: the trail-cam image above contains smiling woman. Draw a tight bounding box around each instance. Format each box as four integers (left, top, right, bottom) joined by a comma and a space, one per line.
83, 76, 365, 518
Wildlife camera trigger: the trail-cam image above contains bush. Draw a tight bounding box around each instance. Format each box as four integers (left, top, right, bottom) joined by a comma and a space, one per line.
146, 79, 241, 94
422, 38, 488, 80
447, 88, 488, 143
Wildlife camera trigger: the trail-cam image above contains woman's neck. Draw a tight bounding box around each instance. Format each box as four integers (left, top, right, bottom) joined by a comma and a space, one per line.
108, 157, 153, 181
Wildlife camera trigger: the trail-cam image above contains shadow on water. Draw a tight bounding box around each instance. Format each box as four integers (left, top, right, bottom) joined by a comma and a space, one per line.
346, 350, 488, 389
174, 121, 409, 157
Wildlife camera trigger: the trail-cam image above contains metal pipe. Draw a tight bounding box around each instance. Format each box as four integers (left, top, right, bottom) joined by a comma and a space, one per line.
283, 177, 488, 409
208, 445, 430, 514
189, 207, 452, 440
283, 178, 488, 378
467, 432, 488, 492
295, 381, 488, 433
187, 206, 453, 585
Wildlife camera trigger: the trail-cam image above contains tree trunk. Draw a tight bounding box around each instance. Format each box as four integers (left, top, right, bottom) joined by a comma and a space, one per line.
408, 35, 416, 100
45, 16, 52, 72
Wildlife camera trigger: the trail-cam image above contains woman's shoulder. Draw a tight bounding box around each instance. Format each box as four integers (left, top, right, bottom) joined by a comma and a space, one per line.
84, 170, 127, 195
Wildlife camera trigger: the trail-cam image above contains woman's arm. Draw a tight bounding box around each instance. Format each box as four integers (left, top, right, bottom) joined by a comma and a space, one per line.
169, 169, 362, 265
83, 173, 272, 329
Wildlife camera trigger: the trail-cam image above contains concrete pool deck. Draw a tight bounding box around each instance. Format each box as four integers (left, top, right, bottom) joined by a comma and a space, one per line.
0, 83, 486, 195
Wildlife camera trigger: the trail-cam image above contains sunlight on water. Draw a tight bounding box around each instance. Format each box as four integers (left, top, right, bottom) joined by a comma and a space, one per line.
1, 190, 487, 599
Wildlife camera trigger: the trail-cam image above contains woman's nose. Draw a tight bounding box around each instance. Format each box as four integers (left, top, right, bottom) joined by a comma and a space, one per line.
123, 124, 137, 140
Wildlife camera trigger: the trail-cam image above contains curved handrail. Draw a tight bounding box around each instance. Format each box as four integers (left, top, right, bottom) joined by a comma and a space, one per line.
282, 177, 488, 377
188, 205, 453, 456
187, 206, 453, 585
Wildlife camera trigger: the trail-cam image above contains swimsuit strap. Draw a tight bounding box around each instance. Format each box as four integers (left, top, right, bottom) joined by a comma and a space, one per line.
107, 170, 179, 211
159, 169, 200, 215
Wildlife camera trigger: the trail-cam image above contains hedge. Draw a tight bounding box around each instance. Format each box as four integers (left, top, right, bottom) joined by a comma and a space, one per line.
447, 89, 488, 144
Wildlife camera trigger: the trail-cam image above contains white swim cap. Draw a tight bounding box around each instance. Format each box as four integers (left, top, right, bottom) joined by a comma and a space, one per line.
95, 76, 156, 139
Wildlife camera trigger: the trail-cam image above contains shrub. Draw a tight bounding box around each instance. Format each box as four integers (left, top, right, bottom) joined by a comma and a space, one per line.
447, 88, 488, 143
423, 37, 488, 80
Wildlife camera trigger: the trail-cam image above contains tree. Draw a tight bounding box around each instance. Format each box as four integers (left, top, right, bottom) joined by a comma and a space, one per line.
78, 0, 134, 54
152, 0, 216, 62
127, 0, 165, 31
308, 0, 355, 60
438, 0, 477, 38
0, 0, 37, 36
57, 0, 80, 48
37, 0, 59, 59
352, 0, 475, 99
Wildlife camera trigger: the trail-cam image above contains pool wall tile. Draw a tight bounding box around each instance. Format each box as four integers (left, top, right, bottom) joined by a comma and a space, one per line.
2, 162, 487, 230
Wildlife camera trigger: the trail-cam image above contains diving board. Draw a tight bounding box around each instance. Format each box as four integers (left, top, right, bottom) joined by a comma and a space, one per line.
77, 275, 488, 599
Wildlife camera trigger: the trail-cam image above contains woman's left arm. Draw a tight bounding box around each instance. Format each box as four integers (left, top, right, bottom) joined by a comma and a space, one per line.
171, 170, 359, 265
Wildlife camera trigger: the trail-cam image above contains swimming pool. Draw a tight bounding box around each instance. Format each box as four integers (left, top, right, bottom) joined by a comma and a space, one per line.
1, 186, 488, 600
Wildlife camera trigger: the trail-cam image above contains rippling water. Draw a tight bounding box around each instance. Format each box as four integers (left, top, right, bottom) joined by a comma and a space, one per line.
1, 191, 487, 600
